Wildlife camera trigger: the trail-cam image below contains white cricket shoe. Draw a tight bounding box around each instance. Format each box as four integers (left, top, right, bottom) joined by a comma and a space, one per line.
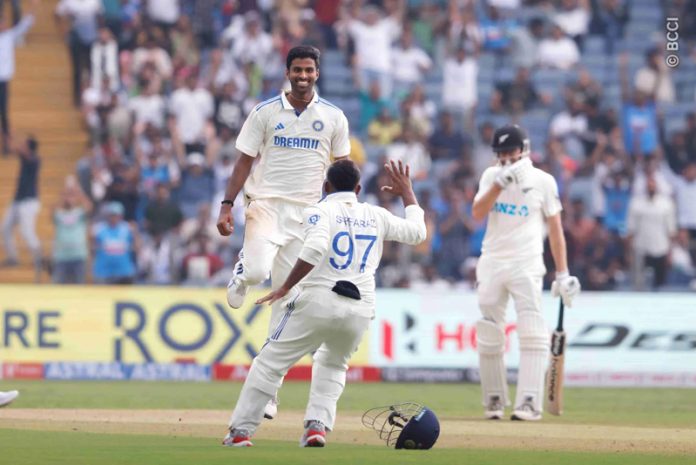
511, 399, 542, 421
222, 428, 253, 447
0, 390, 19, 408
226, 277, 248, 308
263, 396, 278, 420
299, 420, 326, 447
484, 395, 504, 420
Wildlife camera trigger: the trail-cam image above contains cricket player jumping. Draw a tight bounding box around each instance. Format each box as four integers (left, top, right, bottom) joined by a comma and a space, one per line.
471, 124, 580, 421
216, 46, 350, 419
222, 159, 426, 447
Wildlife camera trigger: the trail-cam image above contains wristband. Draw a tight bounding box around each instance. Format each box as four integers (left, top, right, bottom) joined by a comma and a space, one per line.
221, 200, 234, 206
556, 270, 569, 280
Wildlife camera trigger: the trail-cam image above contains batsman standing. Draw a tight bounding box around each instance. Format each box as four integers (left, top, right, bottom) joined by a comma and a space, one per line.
216, 46, 350, 418
471, 125, 580, 421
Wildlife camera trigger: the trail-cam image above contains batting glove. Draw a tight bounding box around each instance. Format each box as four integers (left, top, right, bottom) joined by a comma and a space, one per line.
494, 166, 515, 189
551, 271, 581, 307
509, 157, 533, 189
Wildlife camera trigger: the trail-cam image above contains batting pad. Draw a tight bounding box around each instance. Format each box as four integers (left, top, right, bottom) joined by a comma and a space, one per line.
516, 312, 549, 411
476, 319, 509, 406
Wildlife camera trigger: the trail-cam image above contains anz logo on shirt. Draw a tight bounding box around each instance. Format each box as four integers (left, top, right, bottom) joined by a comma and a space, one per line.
491, 202, 529, 217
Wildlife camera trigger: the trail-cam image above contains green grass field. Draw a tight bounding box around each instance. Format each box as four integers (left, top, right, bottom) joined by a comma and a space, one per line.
1, 380, 695, 465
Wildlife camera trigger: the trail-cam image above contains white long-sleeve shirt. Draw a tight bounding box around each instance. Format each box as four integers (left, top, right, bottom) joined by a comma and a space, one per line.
627, 194, 677, 257
0, 15, 34, 81
298, 191, 426, 311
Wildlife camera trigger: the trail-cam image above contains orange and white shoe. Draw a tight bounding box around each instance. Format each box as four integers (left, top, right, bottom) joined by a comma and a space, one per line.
299, 420, 326, 447
222, 428, 253, 447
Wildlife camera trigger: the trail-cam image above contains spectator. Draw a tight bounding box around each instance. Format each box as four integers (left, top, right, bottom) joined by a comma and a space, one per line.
168, 71, 215, 155
144, 183, 183, 237
664, 161, 696, 265
52, 177, 91, 284
634, 48, 675, 104
359, 80, 394, 133
598, 164, 632, 236
471, 121, 496, 178
399, 84, 436, 138
129, 80, 167, 132
537, 23, 580, 70
171, 15, 200, 72
137, 231, 179, 285
589, 0, 628, 54
619, 52, 659, 157
550, 96, 590, 160
391, 29, 432, 98
385, 126, 431, 180
131, 33, 173, 81
91, 201, 137, 284
82, 75, 117, 141
686, 113, 696, 158
145, 0, 180, 32
1, 135, 41, 267
367, 107, 402, 146
90, 26, 119, 92
580, 224, 624, 290
479, 5, 517, 54
433, 183, 472, 280
428, 111, 471, 161
553, 0, 590, 50
181, 233, 224, 285
231, 11, 273, 70
55, 0, 103, 106
442, 45, 477, 129
345, 4, 402, 98
490, 67, 549, 114
0, 2, 34, 154
509, 17, 545, 69
627, 177, 677, 289
565, 68, 602, 104
175, 152, 215, 219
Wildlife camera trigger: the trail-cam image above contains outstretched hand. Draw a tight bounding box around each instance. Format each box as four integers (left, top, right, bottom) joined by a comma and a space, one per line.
256, 286, 289, 306
380, 160, 413, 197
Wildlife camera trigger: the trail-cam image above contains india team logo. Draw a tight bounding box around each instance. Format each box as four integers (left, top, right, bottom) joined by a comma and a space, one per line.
312, 120, 324, 132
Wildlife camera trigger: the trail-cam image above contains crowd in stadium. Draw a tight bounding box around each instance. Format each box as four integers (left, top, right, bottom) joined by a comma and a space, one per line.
2, 0, 695, 291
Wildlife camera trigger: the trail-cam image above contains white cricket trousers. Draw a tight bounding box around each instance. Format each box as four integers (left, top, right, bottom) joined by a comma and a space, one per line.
235, 198, 305, 332
228, 287, 372, 434
2, 198, 41, 262
476, 254, 549, 412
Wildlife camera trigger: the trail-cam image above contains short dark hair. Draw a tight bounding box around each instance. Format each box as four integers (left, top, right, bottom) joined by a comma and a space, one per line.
327, 159, 360, 192
286, 45, 321, 70
27, 136, 38, 152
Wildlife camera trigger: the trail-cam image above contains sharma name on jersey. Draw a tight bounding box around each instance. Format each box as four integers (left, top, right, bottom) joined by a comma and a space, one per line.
273, 135, 320, 150
491, 202, 529, 217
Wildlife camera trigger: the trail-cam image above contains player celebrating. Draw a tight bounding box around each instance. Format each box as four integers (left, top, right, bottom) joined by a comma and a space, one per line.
216, 46, 350, 418
0, 390, 18, 407
222, 159, 426, 447
471, 125, 580, 421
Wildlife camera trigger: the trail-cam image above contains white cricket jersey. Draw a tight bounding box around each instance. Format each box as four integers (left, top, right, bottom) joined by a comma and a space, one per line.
297, 192, 426, 310
236, 91, 351, 206
475, 164, 562, 260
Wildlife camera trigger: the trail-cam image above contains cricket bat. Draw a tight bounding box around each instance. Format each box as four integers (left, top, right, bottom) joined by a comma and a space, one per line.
545, 300, 566, 416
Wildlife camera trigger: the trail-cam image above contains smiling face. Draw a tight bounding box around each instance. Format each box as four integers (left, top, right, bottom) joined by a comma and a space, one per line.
286, 57, 319, 96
